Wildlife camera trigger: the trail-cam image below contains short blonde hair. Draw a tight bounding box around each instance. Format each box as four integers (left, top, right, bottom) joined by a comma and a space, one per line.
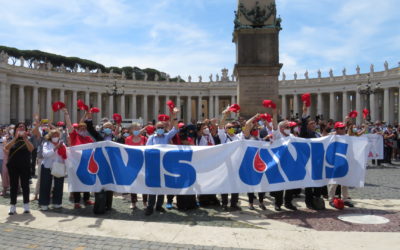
44, 129, 61, 141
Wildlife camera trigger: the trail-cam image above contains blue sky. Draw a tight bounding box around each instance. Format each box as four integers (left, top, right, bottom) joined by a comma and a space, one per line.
0, 0, 399, 80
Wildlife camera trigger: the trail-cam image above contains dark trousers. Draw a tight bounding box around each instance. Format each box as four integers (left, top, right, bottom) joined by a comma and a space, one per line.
31, 149, 37, 177
8, 165, 30, 205
271, 189, 294, 206
384, 146, 392, 163
147, 195, 164, 210
74, 192, 91, 203
221, 193, 239, 206
167, 195, 174, 204
305, 187, 322, 206
38, 165, 64, 206
131, 194, 148, 203
247, 192, 265, 204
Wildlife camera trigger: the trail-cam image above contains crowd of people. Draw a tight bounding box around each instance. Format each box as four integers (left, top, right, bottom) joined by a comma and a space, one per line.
0, 98, 396, 216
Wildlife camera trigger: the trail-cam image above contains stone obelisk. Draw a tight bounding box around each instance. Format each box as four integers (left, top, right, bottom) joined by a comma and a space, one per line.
233, 0, 282, 118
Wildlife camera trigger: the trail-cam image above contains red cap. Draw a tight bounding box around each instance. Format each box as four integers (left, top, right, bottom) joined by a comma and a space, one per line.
146, 125, 155, 135
262, 100, 276, 109
348, 110, 358, 118
90, 107, 100, 113
362, 109, 369, 119
260, 113, 272, 122
52, 101, 66, 112
72, 123, 79, 128
178, 122, 185, 128
77, 99, 89, 111
301, 93, 311, 107
334, 122, 346, 129
229, 104, 241, 113
158, 114, 170, 122
113, 113, 122, 124
289, 121, 297, 127
56, 121, 65, 127
166, 100, 175, 112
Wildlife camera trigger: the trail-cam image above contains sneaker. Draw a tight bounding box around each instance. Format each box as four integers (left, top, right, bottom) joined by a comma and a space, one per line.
344, 201, 354, 207
156, 207, 166, 213
8, 205, 16, 215
52, 204, 62, 209
284, 203, 297, 211
165, 203, 173, 210
23, 203, 30, 213
40, 205, 49, 211
248, 204, 255, 210
85, 200, 95, 206
259, 204, 267, 210
74, 203, 81, 209
145, 208, 153, 216
274, 205, 282, 211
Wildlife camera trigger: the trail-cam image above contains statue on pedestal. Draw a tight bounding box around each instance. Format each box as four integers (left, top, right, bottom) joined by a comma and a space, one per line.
177, 75, 181, 82
317, 69, 321, 78
154, 74, 159, 81
47, 62, 52, 71
384, 61, 389, 71
304, 70, 309, 79
19, 56, 24, 67
342, 67, 346, 76
188, 75, 192, 82
370, 64, 374, 73
356, 65, 360, 75
231, 74, 235, 82
166, 74, 170, 82
221, 68, 229, 81
329, 69, 333, 78
282, 72, 286, 81
216, 74, 220, 82
294, 72, 297, 80
199, 76, 202, 82
122, 71, 126, 79
144, 72, 148, 81
209, 74, 213, 82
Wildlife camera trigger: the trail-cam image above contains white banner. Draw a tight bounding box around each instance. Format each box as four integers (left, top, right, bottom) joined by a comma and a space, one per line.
66, 135, 369, 194
363, 134, 384, 160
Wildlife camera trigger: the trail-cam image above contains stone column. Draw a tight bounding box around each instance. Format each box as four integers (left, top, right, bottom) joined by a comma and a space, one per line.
46, 88, 52, 119
18, 85, 25, 122
293, 94, 299, 118
59, 89, 65, 122
215, 96, 220, 118
208, 95, 214, 118
109, 95, 114, 117
356, 91, 362, 124
32, 86, 39, 117
0, 82, 6, 124
165, 96, 170, 114
329, 92, 336, 120
72, 90, 77, 123
85, 92, 90, 106
370, 93, 375, 122
198, 96, 203, 121
342, 91, 348, 121
176, 95, 181, 120
131, 95, 137, 119
281, 94, 287, 119
97, 92, 102, 118
230, 95, 235, 119
120, 94, 126, 119
154, 95, 159, 120
383, 88, 389, 123
316, 93, 322, 117
187, 96, 192, 123
143, 95, 148, 123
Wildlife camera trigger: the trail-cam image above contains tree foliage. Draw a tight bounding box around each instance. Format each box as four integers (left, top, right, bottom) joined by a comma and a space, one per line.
0, 45, 184, 81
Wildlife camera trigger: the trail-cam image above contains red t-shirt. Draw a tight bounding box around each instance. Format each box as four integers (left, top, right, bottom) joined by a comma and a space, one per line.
69, 130, 94, 146
125, 135, 147, 146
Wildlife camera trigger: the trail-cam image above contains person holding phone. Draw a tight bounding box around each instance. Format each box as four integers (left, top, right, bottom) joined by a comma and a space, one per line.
38, 129, 66, 210
5, 122, 34, 215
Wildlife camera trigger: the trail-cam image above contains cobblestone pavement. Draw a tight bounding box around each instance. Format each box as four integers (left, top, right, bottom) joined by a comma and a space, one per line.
0, 223, 252, 250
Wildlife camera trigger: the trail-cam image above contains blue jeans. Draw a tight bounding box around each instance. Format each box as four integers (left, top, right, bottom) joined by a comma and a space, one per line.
39, 165, 64, 206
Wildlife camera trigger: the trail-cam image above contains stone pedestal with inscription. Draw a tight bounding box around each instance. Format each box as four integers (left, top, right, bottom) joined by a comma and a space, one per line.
233, 0, 282, 118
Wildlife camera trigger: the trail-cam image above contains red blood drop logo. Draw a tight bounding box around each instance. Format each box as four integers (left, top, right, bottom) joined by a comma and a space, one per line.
253, 150, 267, 173
88, 153, 99, 174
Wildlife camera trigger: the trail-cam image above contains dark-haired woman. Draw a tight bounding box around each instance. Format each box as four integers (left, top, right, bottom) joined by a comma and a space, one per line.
5, 123, 34, 215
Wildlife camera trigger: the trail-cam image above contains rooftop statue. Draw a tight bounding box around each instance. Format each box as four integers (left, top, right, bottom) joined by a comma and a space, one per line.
342, 67, 346, 76
329, 68, 333, 78
356, 65, 360, 74
317, 69, 321, 78
294, 72, 297, 80
199, 75, 202, 82
188, 75, 192, 82
304, 70, 309, 79
384, 61, 389, 71
282, 72, 286, 81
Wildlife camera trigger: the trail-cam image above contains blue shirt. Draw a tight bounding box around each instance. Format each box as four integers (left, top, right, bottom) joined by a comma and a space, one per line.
146, 127, 178, 145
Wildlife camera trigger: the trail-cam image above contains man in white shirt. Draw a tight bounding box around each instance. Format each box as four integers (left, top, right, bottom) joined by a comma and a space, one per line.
218, 107, 241, 211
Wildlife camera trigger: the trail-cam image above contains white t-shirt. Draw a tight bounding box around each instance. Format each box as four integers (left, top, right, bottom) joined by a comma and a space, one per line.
218, 128, 240, 144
